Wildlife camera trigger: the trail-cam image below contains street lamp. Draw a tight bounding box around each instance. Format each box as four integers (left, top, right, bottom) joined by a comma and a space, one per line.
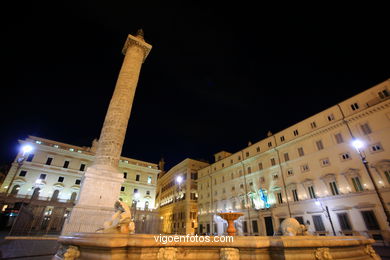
5, 144, 34, 195
351, 139, 390, 225
315, 199, 336, 236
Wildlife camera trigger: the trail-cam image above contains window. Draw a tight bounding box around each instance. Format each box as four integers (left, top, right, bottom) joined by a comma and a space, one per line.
252, 220, 259, 233
287, 169, 294, 176
293, 129, 299, 136
310, 121, 317, 129
246, 152, 249, 157
280, 136, 285, 142
370, 143, 383, 152
35, 140, 42, 144
58, 176, 64, 183
53, 144, 59, 148
335, 133, 344, 144
123, 172, 127, 179
232, 186, 235, 191
136, 174, 140, 181
19, 170, 27, 177
361, 210, 380, 230
312, 215, 325, 231
316, 140, 324, 150
240, 183, 244, 189
247, 167, 251, 174
256, 147, 260, 152
134, 188, 138, 194
298, 147, 304, 157
120, 186, 125, 191
351, 102, 359, 111
270, 158, 276, 166
26, 154, 34, 162
46, 157, 53, 165
238, 156, 241, 160
258, 162, 263, 170
222, 188, 226, 194
308, 186, 316, 199
277, 192, 283, 204
39, 174, 47, 180
273, 174, 278, 180
243, 221, 248, 233
292, 189, 299, 201
284, 153, 290, 162
222, 163, 224, 167
378, 89, 389, 99
327, 113, 335, 121
69, 148, 74, 151
75, 179, 81, 185
320, 158, 330, 167
361, 123, 372, 135
62, 160, 70, 168
337, 213, 352, 230
340, 153, 351, 161
148, 176, 152, 184
351, 176, 363, 192
329, 181, 339, 195
268, 142, 272, 147
79, 164, 86, 171
301, 164, 309, 172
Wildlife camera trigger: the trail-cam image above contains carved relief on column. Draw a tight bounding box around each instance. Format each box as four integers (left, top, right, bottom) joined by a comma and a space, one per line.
157, 247, 178, 260
220, 248, 240, 260
315, 247, 333, 260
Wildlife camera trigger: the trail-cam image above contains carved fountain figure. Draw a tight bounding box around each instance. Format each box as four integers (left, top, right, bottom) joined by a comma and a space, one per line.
217, 212, 244, 236
97, 199, 135, 234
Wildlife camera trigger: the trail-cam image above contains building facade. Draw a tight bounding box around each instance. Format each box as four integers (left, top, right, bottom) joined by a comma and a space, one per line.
198, 79, 390, 244
156, 158, 209, 234
0, 136, 159, 233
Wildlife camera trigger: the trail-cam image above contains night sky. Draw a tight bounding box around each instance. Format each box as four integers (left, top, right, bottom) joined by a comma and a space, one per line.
1, 2, 389, 169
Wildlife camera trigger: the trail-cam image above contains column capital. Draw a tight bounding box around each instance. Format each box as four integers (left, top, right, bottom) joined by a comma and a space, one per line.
122, 34, 152, 62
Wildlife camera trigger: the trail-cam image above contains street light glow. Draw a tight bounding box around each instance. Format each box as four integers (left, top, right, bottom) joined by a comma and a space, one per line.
352, 139, 364, 150
21, 144, 33, 155
176, 175, 183, 184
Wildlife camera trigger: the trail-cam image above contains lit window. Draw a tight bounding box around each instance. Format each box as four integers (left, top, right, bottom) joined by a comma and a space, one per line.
329, 181, 339, 195
77, 150, 82, 153
308, 186, 316, 199
292, 189, 299, 201
35, 141, 42, 144
53, 145, 59, 148
352, 176, 363, 192
69, 148, 74, 152
147, 176, 152, 184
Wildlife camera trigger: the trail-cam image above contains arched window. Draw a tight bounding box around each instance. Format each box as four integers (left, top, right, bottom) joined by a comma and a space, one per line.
10, 185, 20, 195
51, 190, 60, 201
70, 192, 77, 201
31, 188, 40, 200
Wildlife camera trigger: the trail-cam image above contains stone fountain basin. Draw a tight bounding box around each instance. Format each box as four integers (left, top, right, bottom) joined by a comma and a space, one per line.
54, 233, 380, 259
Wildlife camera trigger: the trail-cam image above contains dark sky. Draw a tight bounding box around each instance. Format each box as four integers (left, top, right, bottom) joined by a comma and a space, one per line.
1, 2, 389, 169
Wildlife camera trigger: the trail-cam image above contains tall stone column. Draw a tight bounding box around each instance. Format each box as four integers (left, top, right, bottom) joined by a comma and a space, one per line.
62, 30, 152, 234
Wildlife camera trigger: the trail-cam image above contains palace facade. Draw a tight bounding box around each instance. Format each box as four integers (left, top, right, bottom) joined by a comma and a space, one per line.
197, 79, 390, 244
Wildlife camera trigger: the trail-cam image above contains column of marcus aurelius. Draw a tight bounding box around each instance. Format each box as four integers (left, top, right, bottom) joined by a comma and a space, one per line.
62, 30, 152, 234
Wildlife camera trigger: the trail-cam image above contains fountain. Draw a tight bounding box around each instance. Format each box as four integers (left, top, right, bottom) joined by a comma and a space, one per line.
217, 212, 244, 236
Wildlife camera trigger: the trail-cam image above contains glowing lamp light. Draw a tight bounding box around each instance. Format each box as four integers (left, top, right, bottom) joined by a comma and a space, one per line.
315, 201, 321, 206
176, 176, 183, 184
21, 145, 33, 155
352, 139, 364, 150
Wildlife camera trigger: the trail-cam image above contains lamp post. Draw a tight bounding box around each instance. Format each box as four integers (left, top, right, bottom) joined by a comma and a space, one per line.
315, 199, 336, 236
175, 175, 183, 233
352, 139, 390, 226
5, 145, 33, 195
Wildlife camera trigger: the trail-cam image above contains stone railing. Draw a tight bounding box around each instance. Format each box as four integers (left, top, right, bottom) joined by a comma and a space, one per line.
54, 233, 381, 260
